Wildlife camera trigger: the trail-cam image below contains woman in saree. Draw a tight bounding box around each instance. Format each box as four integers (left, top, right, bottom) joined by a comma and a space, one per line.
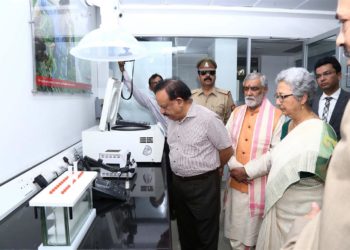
230, 67, 337, 250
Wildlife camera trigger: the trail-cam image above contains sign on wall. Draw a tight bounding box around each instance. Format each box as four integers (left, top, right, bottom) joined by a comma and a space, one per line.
31, 0, 95, 93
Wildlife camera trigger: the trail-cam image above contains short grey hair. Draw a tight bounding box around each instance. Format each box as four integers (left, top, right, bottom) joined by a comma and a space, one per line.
244, 72, 268, 87
275, 67, 317, 101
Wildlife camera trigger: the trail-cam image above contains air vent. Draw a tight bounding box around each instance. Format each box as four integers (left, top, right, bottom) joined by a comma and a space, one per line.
140, 137, 153, 143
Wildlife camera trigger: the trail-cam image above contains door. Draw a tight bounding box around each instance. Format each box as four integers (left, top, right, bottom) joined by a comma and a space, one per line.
304, 28, 350, 90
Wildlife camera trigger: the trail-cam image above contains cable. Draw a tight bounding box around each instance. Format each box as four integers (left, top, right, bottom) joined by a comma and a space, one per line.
121, 61, 135, 100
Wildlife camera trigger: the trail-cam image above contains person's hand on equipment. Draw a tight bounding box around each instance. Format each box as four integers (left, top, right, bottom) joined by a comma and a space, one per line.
118, 61, 125, 73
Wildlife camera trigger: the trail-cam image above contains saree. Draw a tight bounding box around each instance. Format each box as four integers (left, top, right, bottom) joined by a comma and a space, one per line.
256, 118, 337, 250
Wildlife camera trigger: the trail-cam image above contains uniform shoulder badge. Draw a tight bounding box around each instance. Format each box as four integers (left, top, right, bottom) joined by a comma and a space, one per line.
191, 88, 200, 95
216, 88, 230, 95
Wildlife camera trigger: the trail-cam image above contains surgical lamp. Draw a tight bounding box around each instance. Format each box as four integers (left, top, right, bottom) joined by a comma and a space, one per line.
70, 0, 146, 62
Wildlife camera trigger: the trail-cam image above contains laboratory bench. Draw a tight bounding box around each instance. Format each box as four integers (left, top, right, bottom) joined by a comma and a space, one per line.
0, 163, 171, 249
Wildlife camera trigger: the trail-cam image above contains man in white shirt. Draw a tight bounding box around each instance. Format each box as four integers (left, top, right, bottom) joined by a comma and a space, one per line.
312, 56, 350, 140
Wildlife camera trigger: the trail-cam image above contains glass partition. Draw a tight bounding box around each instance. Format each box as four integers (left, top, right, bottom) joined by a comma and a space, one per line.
306, 35, 337, 73
122, 36, 305, 104
132, 37, 249, 105
304, 28, 350, 90
250, 39, 304, 101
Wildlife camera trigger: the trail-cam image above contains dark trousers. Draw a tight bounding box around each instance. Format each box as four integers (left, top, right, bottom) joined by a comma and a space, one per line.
173, 169, 221, 250
164, 139, 175, 219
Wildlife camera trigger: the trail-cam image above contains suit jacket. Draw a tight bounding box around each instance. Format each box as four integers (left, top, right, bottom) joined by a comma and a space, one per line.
282, 102, 350, 250
312, 89, 350, 140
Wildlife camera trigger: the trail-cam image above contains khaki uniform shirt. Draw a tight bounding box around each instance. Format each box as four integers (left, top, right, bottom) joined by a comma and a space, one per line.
191, 87, 234, 124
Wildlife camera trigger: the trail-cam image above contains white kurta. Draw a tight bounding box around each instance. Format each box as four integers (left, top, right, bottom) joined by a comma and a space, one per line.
224, 187, 263, 247
223, 100, 284, 248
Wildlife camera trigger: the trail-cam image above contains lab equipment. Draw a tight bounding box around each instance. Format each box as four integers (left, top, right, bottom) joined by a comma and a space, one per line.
82, 78, 165, 163
29, 171, 97, 249
99, 149, 137, 178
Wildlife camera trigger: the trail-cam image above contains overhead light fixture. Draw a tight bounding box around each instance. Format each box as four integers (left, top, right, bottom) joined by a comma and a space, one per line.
173, 46, 187, 54
70, 0, 146, 62
152, 46, 187, 55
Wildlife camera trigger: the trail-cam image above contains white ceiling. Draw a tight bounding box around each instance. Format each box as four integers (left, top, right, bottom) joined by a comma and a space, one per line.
123, 0, 338, 60
121, 0, 337, 12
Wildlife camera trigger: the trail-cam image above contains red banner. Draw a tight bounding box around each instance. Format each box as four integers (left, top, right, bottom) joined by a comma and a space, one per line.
36, 76, 92, 91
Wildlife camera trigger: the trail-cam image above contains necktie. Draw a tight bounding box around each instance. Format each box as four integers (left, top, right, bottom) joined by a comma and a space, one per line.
322, 97, 333, 122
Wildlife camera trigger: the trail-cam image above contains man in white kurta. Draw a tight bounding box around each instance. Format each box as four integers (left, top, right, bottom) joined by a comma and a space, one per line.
224, 73, 284, 250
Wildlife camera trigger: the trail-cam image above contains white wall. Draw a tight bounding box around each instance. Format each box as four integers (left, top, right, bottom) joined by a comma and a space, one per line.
0, 1, 96, 184
261, 55, 297, 102
214, 39, 238, 100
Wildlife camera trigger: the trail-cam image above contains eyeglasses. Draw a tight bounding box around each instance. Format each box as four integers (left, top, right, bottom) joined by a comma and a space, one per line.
198, 70, 216, 76
274, 93, 293, 102
243, 86, 261, 92
315, 70, 336, 80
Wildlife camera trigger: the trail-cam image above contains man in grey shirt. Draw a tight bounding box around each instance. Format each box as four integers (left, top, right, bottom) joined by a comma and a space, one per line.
155, 78, 233, 250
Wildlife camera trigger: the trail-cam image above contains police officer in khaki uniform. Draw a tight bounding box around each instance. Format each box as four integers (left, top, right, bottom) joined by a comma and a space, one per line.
192, 57, 234, 124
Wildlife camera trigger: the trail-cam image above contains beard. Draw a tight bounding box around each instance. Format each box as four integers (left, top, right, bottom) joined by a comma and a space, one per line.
245, 94, 264, 108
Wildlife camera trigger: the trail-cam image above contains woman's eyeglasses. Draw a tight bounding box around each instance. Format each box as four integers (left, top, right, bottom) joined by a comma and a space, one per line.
274, 93, 294, 102
198, 70, 216, 76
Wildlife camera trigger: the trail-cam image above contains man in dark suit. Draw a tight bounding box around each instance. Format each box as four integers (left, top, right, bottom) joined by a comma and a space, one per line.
312, 56, 350, 140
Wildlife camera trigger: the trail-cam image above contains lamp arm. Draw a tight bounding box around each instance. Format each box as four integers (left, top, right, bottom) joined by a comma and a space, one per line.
86, 0, 121, 28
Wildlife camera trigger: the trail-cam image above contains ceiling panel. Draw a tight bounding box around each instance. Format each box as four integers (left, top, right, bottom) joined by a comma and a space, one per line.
120, 0, 163, 4
254, 0, 309, 9
129, 0, 337, 59
211, 0, 259, 7
298, 0, 337, 11
166, 0, 211, 4
121, 0, 337, 11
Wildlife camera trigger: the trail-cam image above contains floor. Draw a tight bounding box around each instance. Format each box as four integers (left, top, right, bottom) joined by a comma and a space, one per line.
170, 182, 232, 250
